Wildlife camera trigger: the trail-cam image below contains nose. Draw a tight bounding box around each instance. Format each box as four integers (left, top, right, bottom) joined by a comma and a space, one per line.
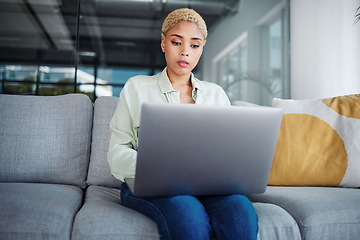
180, 46, 189, 57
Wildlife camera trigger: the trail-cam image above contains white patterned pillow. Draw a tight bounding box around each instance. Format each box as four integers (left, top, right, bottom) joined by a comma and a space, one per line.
269, 94, 360, 187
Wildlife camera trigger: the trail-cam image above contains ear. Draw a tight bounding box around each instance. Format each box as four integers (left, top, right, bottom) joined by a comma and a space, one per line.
161, 38, 165, 53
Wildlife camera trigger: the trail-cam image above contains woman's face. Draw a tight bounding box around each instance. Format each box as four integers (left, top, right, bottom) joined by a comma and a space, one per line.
161, 21, 205, 79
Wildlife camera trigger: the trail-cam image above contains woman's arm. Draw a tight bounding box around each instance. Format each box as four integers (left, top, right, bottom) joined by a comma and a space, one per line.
107, 91, 138, 182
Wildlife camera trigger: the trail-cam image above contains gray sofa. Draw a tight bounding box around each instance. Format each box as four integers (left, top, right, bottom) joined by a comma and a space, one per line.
0, 93, 359, 240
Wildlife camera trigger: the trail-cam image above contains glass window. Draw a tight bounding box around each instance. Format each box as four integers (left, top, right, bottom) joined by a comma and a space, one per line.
97, 68, 151, 97
210, 0, 290, 106
214, 33, 248, 103
1, 65, 37, 95
254, 2, 289, 105
268, 18, 283, 99
38, 66, 76, 97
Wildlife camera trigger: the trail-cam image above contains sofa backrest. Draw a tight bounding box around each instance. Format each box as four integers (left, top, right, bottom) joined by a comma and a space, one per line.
0, 94, 93, 188
87, 96, 123, 188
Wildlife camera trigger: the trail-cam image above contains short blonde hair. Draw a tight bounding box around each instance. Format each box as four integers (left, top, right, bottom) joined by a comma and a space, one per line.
161, 8, 207, 41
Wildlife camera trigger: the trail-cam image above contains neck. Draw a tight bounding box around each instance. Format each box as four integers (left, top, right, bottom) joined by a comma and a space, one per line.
167, 69, 192, 88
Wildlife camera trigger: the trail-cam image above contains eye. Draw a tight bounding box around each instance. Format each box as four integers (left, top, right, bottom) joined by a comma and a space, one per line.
191, 44, 200, 49
171, 41, 181, 46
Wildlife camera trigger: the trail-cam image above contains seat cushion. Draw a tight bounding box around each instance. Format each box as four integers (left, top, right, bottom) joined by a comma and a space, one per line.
0, 182, 83, 240
0, 94, 93, 188
253, 202, 301, 240
87, 96, 123, 188
72, 186, 300, 240
249, 186, 360, 240
72, 185, 159, 240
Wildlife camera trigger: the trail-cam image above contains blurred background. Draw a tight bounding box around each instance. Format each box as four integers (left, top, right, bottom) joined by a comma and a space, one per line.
1, 0, 358, 105
0, 0, 290, 105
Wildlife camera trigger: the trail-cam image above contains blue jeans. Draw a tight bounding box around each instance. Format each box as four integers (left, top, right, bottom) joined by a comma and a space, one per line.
120, 183, 258, 240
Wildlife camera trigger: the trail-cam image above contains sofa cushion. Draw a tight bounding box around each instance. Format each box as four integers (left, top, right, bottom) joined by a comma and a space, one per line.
270, 94, 360, 187
0, 182, 83, 240
249, 186, 360, 240
72, 186, 300, 240
253, 202, 301, 240
0, 94, 93, 188
72, 185, 159, 240
87, 96, 123, 188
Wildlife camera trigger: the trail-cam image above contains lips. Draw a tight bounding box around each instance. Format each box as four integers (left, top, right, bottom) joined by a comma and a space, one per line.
177, 60, 189, 67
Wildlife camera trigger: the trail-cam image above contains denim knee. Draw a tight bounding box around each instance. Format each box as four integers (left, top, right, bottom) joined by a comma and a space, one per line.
200, 194, 258, 240
163, 195, 212, 240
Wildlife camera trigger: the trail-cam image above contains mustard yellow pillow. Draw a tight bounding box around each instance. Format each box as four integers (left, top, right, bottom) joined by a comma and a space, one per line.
269, 94, 360, 187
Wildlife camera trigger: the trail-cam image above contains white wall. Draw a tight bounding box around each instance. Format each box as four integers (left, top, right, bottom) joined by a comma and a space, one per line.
291, 0, 360, 99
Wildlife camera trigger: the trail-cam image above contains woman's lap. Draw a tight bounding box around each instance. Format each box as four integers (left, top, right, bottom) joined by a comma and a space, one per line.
198, 195, 258, 240
120, 183, 258, 240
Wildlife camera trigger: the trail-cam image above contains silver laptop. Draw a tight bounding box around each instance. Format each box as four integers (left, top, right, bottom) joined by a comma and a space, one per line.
125, 102, 283, 197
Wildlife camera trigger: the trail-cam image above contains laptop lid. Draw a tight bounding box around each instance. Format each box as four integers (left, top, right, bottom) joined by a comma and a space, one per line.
132, 102, 283, 197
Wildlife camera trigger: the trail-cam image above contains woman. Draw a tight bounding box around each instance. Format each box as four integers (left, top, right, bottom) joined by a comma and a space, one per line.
108, 8, 258, 240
